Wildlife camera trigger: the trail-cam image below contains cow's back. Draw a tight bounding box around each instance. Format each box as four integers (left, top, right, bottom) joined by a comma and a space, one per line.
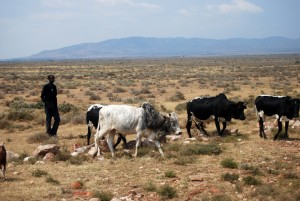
187, 96, 216, 120
255, 95, 289, 116
99, 105, 145, 133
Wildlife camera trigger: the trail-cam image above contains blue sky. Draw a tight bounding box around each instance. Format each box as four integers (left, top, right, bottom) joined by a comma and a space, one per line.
0, 0, 299, 59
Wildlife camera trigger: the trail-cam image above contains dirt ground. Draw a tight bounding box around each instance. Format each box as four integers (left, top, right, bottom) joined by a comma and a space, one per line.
0, 55, 299, 201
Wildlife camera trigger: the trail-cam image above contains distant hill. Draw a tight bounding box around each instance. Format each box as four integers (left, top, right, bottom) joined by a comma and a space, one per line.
28, 36, 300, 60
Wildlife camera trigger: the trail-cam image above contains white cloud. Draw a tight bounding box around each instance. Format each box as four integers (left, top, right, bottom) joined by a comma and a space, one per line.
207, 0, 263, 14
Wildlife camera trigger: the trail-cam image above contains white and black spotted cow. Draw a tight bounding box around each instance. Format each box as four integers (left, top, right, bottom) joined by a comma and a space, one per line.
94, 102, 182, 157
186, 93, 247, 138
255, 95, 300, 140
86, 104, 127, 148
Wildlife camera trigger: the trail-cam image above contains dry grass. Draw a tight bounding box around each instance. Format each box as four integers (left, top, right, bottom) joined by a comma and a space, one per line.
0, 55, 300, 200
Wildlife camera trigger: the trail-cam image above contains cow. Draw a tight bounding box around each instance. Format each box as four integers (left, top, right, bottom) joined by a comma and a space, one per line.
186, 93, 247, 138
86, 104, 127, 148
0, 142, 6, 179
255, 95, 300, 140
93, 102, 182, 157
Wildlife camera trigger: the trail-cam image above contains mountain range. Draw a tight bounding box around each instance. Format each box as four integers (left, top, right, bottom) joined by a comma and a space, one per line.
27, 36, 300, 60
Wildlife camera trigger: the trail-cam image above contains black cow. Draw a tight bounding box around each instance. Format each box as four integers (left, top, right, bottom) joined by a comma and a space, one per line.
86, 104, 127, 148
186, 93, 246, 138
255, 95, 300, 140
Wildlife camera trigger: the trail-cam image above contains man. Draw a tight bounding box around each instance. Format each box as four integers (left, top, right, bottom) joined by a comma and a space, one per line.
41, 75, 60, 136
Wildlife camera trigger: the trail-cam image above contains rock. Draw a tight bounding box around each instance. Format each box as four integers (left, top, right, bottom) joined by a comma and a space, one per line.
88, 147, 98, 156
23, 156, 34, 162
189, 175, 204, 182
71, 152, 80, 157
185, 137, 197, 141
231, 128, 239, 134
33, 144, 60, 157
35, 161, 45, 165
6, 151, 20, 160
292, 120, 300, 128
71, 181, 83, 189
183, 140, 191, 144
75, 144, 94, 153
43, 152, 55, 161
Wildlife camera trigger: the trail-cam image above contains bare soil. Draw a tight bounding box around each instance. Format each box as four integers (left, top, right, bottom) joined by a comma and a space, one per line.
0, 55, 299, 201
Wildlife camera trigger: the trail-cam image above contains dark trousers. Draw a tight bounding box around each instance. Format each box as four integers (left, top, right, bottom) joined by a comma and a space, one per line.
45, 107, 60, 136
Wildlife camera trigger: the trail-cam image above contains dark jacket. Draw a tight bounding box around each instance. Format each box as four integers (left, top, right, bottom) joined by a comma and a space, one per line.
41, 83, 58, 110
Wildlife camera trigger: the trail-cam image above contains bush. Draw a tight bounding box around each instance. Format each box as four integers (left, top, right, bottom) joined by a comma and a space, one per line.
93, 190, 113, 201
222, 173, 239, 183
221, 158, 238, 169
7, 109, 34, 121
59, 103, 78, 113
27, 133, 51, 144
32, 169, 48, 177
164, 170, 176, 178
46, 176, 60, 185
157, 185, 178, 199
173, 156, 195, 165
144, 181, 157, 192
175, 103, 186, 112
179, 143, 222, 156
243, 176, 261, 185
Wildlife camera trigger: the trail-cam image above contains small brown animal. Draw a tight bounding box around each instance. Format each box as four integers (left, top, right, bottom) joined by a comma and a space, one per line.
0, 142, 7, 178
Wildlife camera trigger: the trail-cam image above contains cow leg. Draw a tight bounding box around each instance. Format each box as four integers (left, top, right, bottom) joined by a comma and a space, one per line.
107, 131, 116, 157
93, 133, 101, 157
274, 119, 282, 141
284, 121, 289, 140
134, 133, 142, 157
120, 134, 128, 149
214, 118, 222, 136
113, 134, 122, 149
154, 140, 164, 157
87, 125, 92, 145
258, 117, 266, 139
186, 118, 193, 138
93, 129, 109, 157
199, 122, 208, 136
220, 122, 227, 135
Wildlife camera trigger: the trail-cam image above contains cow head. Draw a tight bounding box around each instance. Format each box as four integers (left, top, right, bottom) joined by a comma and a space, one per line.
160, 112, 182, 135
168, 112, 182, 135
231, 101, 247, 120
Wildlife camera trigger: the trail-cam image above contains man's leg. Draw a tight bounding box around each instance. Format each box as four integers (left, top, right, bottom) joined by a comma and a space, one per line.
45, 107, 52, 135
51, 109, 60, 135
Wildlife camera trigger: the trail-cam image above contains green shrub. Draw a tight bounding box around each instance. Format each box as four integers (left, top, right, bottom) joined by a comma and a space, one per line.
175, 103, 186, 112
243, 176, 261, 185
46, 176, 60, 185
221, 158, 238, 169
27, 133, 51, 144
32, 169, 48, 177
157, 185, 178, 199
58, 103, 78, 113
93, 190, 113, 201
173, 156, 194, 165
144, 181, 157, 192
222, 173, 239, 183
164, 170, 176, 178
7, 109, 34, 121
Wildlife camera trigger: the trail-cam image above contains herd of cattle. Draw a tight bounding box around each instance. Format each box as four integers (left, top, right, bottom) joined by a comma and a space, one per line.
86, 93, 300, 157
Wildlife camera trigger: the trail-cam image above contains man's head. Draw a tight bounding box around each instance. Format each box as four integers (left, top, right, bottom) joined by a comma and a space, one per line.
48, 75, 55, 83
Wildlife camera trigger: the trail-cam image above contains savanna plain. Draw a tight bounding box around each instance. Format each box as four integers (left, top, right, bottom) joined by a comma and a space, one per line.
0, 55, 300, 201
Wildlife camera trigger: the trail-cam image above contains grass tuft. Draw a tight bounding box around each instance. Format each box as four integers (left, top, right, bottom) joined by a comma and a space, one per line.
221, 158, 238, 169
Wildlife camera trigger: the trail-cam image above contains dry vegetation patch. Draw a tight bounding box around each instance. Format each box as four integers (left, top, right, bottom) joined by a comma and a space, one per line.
0, 55, 300, 200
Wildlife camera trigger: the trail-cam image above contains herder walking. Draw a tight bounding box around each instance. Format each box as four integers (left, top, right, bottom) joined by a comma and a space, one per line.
41, 75, 60, 136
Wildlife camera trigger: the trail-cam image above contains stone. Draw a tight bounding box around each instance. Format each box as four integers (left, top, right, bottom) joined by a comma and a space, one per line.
33, 144, 60, 157
43, 152, 55, 161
